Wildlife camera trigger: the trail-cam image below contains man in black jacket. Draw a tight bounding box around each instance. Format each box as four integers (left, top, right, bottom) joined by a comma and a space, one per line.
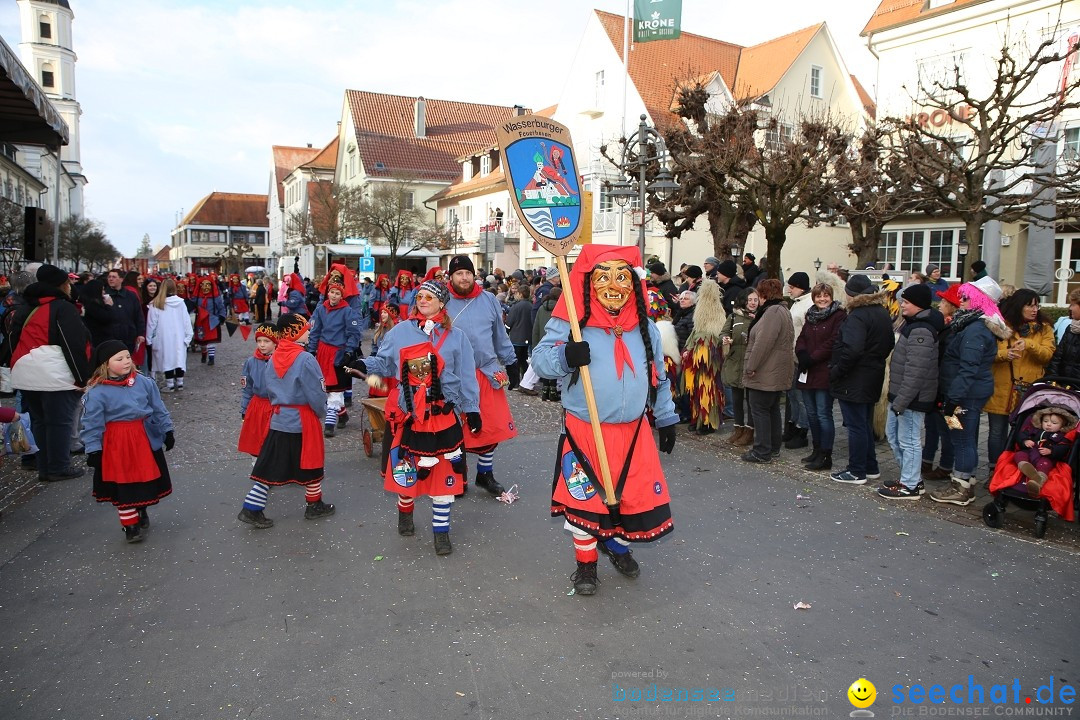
647, 261, 679, 306
715, 260, 746, 316
104, 268, 144, 352
828, 274, 895, 486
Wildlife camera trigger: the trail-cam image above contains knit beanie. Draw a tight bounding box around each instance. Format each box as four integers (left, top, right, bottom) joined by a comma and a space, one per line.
704, 256, 720, 268
92, 339, 129, 369
845, 274, 875, 297
36, 264, 68, 288
277, 313, 309, 341
448, 255, 475, 276
418, 279, 449, 305
684, 265, 703, 280
716, 260, 739, 279
901, 283, 933, 310
787, 272, 810, 292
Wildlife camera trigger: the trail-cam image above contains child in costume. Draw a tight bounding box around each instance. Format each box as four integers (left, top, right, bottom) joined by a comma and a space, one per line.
368, 306, 400, 399
388, 269, 417, 318
320, 263, 363, 311
308, 281, 362, 437
532, 245, 678, 596
237, 323, 277, 457
1014, 406, 1077, 497
345, 280, 480, 556
81, 340, 175, 543
238, 314, 334, 529
282, 272, 310, 318
193, 274, 225, 366
227, 273, 251, 325
370, 274, 392, 329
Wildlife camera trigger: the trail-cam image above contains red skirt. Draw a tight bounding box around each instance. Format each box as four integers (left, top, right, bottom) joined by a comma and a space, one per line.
102, 419, 159, 484
551, 413, 673, 542
237, 395, 272, 456
316, 342, 350, 392
462, 369, 518, 451
233, 298, 250, 313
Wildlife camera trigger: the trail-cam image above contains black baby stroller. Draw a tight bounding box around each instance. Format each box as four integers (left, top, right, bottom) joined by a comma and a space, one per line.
983, 377, 1080, 538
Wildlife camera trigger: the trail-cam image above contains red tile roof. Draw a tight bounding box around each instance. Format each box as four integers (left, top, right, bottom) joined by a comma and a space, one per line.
733, 24, 824, 99
345, 90, 528, 182
181, 192, 269, 228
272, 145, 320, 206
430, 166, 507, 203
596, 10, 741, 128
301, 136, 339, 171
861, 0, 990, 36
850, 74, 877, 119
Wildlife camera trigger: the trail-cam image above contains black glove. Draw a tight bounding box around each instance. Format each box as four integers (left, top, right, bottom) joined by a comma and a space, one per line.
346, 358, 367, 373
164, 431, 175, 451
796, 349, 812, 372
342, 351, 356, 368
87, 451, 102, 469
466, 412, 482, 433
564, 340, 591, 368
658, 424, 677, 454
438, 401, 456, 415
941, 400, 959, 417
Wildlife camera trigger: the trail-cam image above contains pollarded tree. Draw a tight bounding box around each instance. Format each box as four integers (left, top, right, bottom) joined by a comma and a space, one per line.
348, 177, 438, 274
889, 28, 1080, 268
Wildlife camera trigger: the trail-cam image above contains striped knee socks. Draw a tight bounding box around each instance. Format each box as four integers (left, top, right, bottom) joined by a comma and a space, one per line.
243, 482, 269, 512
477, 451, 494, 474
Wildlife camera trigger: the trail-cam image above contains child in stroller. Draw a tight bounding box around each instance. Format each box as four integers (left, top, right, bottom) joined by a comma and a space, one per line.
1013, 406, 1076, 497
987, 381, 1080, 536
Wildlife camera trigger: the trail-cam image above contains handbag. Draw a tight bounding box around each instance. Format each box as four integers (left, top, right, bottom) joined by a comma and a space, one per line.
1008, 363, 1031, 414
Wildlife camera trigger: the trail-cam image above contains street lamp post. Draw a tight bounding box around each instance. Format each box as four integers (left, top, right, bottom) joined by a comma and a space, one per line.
606, 114, 679, 258
448, 216, 461, 257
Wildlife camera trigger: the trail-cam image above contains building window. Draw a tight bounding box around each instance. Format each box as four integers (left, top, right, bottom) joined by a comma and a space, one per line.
404, 191, 414, 210
810, 66, 822, 98
480, 154, 491, 177
1064, 126, 1080, 161
41, 70, 54, 88
928, 229, 955, 278
595, 70, 605, 107
878, 227, 965, 278
462, 205, 472, 223
916, 50, 966, 105
39, 20, 50, 39
764, 123, 795, 151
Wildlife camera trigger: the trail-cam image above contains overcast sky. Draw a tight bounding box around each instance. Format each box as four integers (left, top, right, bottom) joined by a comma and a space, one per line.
0, 0, 883, 257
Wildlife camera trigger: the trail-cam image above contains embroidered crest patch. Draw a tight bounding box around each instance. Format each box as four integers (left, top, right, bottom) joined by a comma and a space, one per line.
561, 450, 596, 501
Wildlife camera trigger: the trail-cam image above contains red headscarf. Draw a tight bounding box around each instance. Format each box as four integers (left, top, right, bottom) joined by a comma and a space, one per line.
551, 244, 645, 379
193, 274, 220, 299
286, 272, 306, 295
319, 263, 360, 299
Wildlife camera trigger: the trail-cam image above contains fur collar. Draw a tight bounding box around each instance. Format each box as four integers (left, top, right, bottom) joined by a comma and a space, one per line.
983, 313, 1012, 340
845, 290, 888, 310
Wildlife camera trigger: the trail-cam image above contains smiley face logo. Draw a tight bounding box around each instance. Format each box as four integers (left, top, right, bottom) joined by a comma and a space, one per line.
847, 678, 876, 709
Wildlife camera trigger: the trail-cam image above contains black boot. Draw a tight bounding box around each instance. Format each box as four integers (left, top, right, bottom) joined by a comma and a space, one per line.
304, 500, 335, 519
571, 561, 598, 595
598, 542, 640, 578
781, 422, 796, 443
207, 356, 215, 367
237, 508, 274, 529
324, 423, 336, 438
475, 471, 505, 497
800, 446, 821, 464
806, 450, 832, 471
124, 525, 143, 543
200, 352, 207, 364
785, 427, 809, 449
138, 507, 150, 529
398, 511, 415, 536
434, 531, 452, 555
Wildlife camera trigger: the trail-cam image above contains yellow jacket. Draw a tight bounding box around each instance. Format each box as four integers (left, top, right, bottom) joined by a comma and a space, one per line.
984, 322, 1055, 415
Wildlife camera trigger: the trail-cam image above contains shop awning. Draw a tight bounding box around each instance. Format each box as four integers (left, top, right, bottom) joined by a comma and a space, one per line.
0, 36, 67, 148
324, 244, 442, 258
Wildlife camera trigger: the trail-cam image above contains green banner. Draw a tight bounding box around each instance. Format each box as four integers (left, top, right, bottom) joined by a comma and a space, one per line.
633, 0, 681, 43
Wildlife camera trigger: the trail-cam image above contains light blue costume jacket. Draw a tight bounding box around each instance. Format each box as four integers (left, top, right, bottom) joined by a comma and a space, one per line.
81, 372, 174, 453
263, 344, 326, 432
362, 319, 480, 415
446, 290, 517, 384
533, 317, 678, 427
309, 301, 362, 364
240, 353, 271, 416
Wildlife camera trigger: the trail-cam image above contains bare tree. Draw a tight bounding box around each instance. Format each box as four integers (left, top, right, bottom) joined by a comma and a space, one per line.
0, 199, 24, 251
59, 217, 108, 271
889, 30, 1080, 267
827, 123, 923, 269
214, 240, 254, 275
635, 82, 757, 259
286, 179, 349, 251
349, 178, 437, 273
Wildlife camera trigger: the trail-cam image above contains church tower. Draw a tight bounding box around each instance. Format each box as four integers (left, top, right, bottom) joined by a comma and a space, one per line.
16, 0, 85, 218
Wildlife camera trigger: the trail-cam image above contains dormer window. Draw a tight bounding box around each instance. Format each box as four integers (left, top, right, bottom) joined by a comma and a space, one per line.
480, 154, 491, 177
927, 0, 954, 8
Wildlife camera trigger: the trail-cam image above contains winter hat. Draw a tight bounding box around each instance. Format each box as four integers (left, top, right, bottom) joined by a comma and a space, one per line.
647, 261, 667, 276
901, 283, 933, 310
1031, 406, 1079, 433
418, 279, 450, 305
277, 313, 309, 342
925, 264, 940, 276
447, 255, 475, 276
787, 272, 810, 292
970, 260, 986, 273
716, 260, 739, 279
254, 322, 278, 342
92, 339, 129, 369
704, 256, 720, 268
545, 266, 559, 279
845, 274, 875, 297
36, 264, 68, 288
684, 265, 703, 280
744, 253, 756, 262
937, 284, 963, 307
970, 276, 1002, 302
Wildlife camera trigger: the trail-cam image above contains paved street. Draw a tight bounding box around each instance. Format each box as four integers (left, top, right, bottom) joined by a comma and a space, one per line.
1, 331, 1078, 719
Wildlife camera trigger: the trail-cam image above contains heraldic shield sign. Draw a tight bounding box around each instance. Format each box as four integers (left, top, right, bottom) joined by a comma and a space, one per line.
497, 115, 583, 256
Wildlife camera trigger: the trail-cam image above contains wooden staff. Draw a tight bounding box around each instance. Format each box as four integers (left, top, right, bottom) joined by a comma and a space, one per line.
554, 255, 617, 508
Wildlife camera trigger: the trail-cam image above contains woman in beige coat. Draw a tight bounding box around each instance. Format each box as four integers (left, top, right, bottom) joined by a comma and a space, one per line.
742, 279, 795, 463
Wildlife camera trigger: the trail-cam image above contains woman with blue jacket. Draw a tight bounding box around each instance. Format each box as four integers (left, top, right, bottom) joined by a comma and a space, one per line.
929, 277, 1010, 507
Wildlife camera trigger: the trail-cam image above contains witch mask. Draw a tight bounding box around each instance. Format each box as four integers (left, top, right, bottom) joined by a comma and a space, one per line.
592, 260, 634, 313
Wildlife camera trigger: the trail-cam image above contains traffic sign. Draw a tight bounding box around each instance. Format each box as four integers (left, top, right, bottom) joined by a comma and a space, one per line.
359, 257, 375, 273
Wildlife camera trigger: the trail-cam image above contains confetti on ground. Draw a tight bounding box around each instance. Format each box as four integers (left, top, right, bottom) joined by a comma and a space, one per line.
456, 692, 466, 697
896, 532, 909, 536
373, 556, 383, 561
497, 484, 520, 504
793, 601, 812, 610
